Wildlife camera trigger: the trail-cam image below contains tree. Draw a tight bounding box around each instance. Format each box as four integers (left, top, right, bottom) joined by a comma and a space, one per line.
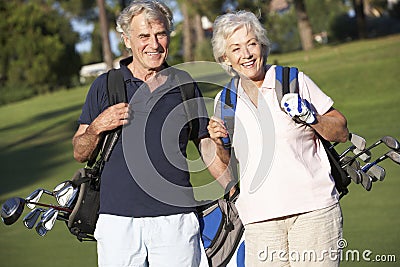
57, 0, 117, 64
0, 1, 81, 103
177, 0, 224, 62
97, 0, 113, 69
353, 0, 367, 39
293, 0, 314, 50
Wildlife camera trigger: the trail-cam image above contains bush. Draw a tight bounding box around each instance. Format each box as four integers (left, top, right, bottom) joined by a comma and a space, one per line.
0, 84, 35, 105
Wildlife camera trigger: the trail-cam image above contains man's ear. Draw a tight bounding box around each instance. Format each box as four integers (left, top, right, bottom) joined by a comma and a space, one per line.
122, 33, 131, 49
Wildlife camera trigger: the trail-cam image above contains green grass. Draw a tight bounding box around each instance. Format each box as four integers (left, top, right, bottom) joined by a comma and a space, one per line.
1, 34, 400, 266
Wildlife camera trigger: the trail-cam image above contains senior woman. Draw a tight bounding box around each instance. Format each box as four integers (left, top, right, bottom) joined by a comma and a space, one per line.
208, 11, 349, 267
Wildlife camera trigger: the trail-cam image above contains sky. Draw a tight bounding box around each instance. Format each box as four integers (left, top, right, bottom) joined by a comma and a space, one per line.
71, 19, 121, 55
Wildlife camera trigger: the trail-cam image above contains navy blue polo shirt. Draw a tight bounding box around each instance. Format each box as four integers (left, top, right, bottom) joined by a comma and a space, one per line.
78, 57, 209, 217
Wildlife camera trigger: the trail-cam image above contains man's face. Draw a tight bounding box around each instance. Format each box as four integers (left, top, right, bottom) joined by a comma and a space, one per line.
223, 26, 265, 84
123, 12, 169, 72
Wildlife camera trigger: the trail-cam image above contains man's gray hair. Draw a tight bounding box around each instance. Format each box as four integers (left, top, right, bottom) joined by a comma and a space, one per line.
211, 11, 271, 76
116, 0, 173, 38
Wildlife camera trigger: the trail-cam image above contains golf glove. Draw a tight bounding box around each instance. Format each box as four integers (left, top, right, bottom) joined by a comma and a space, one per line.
280, 93, 317, 124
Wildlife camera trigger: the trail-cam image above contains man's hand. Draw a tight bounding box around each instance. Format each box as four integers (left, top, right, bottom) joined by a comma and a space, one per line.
72, 103, 130, 163
89, 103, 131, 135
207, 116, 228, 147
280, 93, 316, 125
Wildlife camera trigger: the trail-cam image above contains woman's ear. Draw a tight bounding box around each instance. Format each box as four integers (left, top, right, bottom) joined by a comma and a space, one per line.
223, 56, 232, 66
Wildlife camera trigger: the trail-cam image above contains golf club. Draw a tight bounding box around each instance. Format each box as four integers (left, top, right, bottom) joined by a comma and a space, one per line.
366, 164, 386, 182
1, 197, 25, 225
359, 170, 373, 191
362, 150, 400, 172
35, 220, 48, 236
341, 136, 400, 167
343, 156, 362, 184
339, 146, 371, 162
344, 165, 361, 184
352, 147, 371, 162
41, 208, 59, 231
26, 189, 53, 209
53, 181, 76, 206
349, 133, 367, 150
26, 200, 73, 213
60, 186, 79, 210
22, 208, 45, 229
330, 132, 366, 150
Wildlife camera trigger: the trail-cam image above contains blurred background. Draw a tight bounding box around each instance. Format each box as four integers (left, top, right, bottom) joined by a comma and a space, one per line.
1, 0, 399, 266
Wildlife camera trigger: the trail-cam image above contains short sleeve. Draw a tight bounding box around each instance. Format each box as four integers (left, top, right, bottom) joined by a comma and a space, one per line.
77, 73, 109, 125
298, 72, 334, 115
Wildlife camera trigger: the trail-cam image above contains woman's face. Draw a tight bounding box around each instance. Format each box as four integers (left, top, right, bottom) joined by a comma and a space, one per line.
223, 26, 265, 85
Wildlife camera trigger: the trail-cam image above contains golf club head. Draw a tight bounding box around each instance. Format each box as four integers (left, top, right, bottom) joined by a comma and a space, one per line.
341, 156, 361, 170
41, 208, 59, 231
349, 133, 366, 150
344, 165, 361, 184
353, 148, 371, 162
387, 150, 400, 165
35, 221, 48, 236
359, 170, 373, 191
339, 145, 355, 159
64, 187, 79, 209
382, 136, 400, 151
1, 197, 25, 225
366, 165, 386, 182
54, 181, 75, 206
26, 189, 44, 209
23, 208, 44, 229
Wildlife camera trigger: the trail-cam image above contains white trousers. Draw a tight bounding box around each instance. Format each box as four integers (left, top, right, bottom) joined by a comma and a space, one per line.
244, 203, 343, 267
94, 212, 209, 267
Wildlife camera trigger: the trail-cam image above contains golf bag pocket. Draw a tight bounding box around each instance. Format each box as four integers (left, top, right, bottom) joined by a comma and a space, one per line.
67, 168, 100, 241
197, 197, 244, 267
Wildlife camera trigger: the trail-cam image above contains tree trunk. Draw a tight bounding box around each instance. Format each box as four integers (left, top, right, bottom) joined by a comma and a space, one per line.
181, 2, 193, 62
97, 0, 113, 69
293, 0, 314, 51
194, 13, 205, 43
352, 0, 366, 39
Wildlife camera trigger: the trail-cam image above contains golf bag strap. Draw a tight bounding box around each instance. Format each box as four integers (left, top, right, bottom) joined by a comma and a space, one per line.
220, 77, 239, 149
174, 72, 198, 140
275, 65, 299, 104
102, 69, 127, 162
315, 132, 350, 199
87, 69, 127, 171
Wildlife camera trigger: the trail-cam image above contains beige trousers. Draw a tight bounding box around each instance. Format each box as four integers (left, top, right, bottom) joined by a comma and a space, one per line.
244, 203, 343, 267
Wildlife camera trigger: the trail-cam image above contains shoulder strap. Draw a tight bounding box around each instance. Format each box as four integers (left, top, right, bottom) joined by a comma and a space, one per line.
87, 69, 127, 170
220, 77, 239, 149
174, 71, 198, 140
275, 65, 299, 104
107, 69, 127, 105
